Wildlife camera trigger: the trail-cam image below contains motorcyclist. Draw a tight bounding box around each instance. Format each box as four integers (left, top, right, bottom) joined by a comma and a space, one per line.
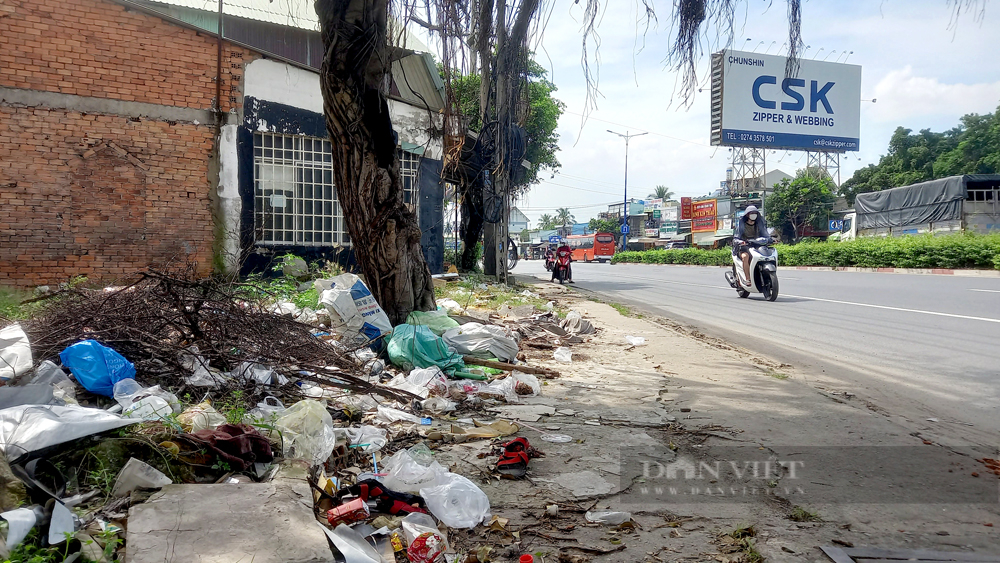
552, 241, 574, 283
732, 205, 770, 287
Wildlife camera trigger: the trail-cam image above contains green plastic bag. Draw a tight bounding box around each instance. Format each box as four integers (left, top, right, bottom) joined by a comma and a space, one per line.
405, 310, 460, 336
387, 325, 465, 374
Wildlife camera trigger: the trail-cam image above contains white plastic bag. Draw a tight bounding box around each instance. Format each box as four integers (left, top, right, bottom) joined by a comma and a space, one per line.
179, 348, 223, 387
177, 401, 226, 432
248, 396, 286, 423
341, 425, 387, 453
476, 376, 519, 403
437, 298, 465, 314
442, 323, 519, 361
420, 397, 456, 413
419, 473, 491, 529
0, 324, 32, 381
319, 273, 392, 345
376, 405, 423, 424
625, 335, 646, 346
274, 400, 339, 467
386, 373, 430, 399
511, 371, 541, 397
0, 404, 135, 462
114, 379, 181, 419
380, 450, 447, 494
231, 361, 287, 386
553, 347, 573, 363
111, 457, 172, 497
406, 367, 449, 396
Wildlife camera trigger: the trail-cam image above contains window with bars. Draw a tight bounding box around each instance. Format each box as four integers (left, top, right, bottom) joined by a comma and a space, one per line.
253, 133, 350, 247
399, 149, 420, 215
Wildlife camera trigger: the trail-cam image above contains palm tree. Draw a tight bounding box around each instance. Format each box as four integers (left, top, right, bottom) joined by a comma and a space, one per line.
538, 214, 555, 230
555, 207, 575, 237
649, 185, 675, 200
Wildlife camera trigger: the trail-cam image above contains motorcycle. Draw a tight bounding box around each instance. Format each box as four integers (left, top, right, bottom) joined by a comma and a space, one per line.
544, 254, 555, 272
553, 249, 572, 284
724, 237, 779, 301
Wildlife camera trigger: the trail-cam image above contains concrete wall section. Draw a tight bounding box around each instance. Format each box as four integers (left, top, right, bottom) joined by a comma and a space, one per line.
244, 59, 324, 116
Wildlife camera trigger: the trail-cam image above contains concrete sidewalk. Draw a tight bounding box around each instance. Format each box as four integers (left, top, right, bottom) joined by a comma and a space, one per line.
435, 280, 999, 562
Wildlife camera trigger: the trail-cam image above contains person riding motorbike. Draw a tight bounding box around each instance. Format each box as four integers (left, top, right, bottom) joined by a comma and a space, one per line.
732, 205, 770, 287
552, 242, 574, 283
544, 246, 555, 271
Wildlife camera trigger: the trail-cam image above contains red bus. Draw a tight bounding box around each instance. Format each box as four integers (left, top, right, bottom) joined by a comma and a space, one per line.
565, 233, 616, 263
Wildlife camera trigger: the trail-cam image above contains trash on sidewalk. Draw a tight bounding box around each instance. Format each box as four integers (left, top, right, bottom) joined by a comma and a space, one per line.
553, 347, 573, 363
376, 405, 423, 425
380, 449, 448, 493
342, 425, 388, 453
585, 510, 632, 525
111, 457, 172, 497
624, 335, 646, 346
442, 322, 519, 362
59, 339, 136, 397
324, 523, 382, 563
387, 324, 465, 374
425, 420, 520, 442
0, 404, 135, 462
176, 401, 226, 432
273, 400, 338, 467
114, 379, 181, 420
0, 323, 33, 382
178, 423, 274, 471
561, 311, 595, 335
401, 512, 449, 562
437, 298, 465, 314
420, 472, 491, 528
326, 496, 371, 527
406, 309, 461, 336
319, 273, 393, 346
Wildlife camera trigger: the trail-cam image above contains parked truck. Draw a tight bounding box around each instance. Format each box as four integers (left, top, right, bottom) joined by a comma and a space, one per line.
840, 174, 1000, 240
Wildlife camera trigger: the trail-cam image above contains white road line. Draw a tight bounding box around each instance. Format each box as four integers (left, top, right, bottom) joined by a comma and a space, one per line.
783, 294, 1000, 324
969, 289, 1000, 294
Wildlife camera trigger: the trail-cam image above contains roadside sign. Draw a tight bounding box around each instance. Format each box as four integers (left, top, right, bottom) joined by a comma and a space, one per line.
621, 224, 630, 235
548, 235, 560, 243
829, 219, 843, 231
653, 209, 661, 219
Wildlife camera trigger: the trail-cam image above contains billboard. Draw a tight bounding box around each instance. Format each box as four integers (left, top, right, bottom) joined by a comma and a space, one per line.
680, 197, 693, 220
692, 199, 718, 232
710, 49, 861, 152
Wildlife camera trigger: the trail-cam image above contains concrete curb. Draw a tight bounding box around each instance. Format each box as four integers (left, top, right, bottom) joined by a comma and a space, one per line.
610, 262, 1000, 277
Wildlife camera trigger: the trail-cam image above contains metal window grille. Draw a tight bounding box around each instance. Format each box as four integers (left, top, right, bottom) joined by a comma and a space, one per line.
398, 148, 419, 216
253, 133, 350, 247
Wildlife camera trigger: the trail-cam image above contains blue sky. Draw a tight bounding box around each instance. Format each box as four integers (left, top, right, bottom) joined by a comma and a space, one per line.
511, 0, 1000, 226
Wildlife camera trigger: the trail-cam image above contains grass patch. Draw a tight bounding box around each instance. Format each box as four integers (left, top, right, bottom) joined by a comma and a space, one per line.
764, 369, 789, 380
726, 525, 764, 563
789, 506, 822, 522
435, 276, 553, 313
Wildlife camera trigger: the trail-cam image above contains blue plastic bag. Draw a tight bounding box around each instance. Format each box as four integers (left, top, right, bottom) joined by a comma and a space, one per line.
59, 340, 136, 397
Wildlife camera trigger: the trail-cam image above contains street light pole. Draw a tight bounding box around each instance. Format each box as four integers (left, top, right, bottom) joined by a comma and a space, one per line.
608, 130, 647, 250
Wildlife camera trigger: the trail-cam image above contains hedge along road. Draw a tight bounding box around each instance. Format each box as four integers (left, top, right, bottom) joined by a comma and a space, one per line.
514, 259, 1000, 448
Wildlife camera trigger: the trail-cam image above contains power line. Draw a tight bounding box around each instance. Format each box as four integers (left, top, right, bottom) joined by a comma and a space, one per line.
564, 110, 713, 149
517, 200, 619, 211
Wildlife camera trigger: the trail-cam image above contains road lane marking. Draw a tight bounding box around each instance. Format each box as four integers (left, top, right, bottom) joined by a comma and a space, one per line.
969, 289, 1000, 294
783, 294, 1000, 324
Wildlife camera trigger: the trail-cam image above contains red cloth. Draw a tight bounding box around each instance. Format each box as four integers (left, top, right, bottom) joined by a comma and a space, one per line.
179, 424, 273, 471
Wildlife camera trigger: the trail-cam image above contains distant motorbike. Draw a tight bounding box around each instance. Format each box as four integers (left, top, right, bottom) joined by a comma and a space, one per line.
553, 249, 572, 284
544, 254, 555, 272
725, 237, 779, 301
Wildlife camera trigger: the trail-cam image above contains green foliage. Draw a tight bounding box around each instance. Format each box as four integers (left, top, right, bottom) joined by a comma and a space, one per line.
649, 185, 674, 200
588, 218, 621, 244
240, 253, 342, 310
612, 248, 732, 266
841, 104, 1000, 205
766, 172, 836, 242
216, 389, 248, 425
537, 214, 557, 230
4, 530, 74, 563
555, 207, 575, 232
448, 58, 565, 189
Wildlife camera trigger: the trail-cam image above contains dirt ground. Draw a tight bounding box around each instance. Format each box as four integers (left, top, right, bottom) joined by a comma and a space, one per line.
432, 280, 1000, 563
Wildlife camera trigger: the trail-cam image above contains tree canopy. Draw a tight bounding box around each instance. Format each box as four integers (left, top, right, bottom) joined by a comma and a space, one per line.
766, 171, 837, 243
649, 185, 674, 200
555, 207, 575, 230
537, 214, 556, 230
841, 103, 1000, 205
588, 218, 622, 243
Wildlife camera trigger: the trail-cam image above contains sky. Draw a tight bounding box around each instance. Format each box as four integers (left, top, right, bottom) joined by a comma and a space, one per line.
496, 0, 1000, 227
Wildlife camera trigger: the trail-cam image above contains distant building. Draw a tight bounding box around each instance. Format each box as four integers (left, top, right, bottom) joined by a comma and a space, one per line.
509, 207, 530, 234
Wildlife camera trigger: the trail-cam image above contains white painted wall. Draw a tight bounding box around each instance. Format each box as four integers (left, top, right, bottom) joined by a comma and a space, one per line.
244, 58, 442, 158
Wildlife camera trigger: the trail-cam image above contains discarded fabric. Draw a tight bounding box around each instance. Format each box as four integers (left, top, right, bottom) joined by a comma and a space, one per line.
59, 339, 136, 397
179, 424, 274, 472
561, 311, 595, 335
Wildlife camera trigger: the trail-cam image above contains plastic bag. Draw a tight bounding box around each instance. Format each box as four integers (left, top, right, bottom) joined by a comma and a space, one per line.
0, 324, 32, 381
248, 396, 286, 423
406, 310, 460, 336
385, 373, 430, 399
230, 361, 287, 386
341, 425, 387, 453
177, 401, 227, 432
111, 457, 172, 497
419, 472, 491, 529
420, 397, 456, 413
179, 348, 223, 387
380, 450, 447, 494
387, 325, 465, 374
0, 404, 135, 462
376, 405, 422, 424
274, 400, 338, 466
561, 310, 595, 334
553, 347, 572, 363
436, 298, 465, 314
476, 376, 519, 403
406, 367, 449, 396
28, 361, 76, 405
319, 273, 392, 346
401, 512, 449, 563
323, 523, 381, 563
114, 380, 181, 420
59, 339, 136, 397
511, 371, 541, 397
625, 335, 646, 346
442, 323, 519, 362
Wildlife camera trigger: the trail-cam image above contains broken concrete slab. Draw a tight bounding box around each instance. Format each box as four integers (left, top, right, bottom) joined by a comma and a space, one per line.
127, 477, 332, 563
485, 404, 557, 422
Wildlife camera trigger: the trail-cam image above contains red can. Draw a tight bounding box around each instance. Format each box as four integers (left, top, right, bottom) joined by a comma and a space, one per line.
326, 497, 371, 527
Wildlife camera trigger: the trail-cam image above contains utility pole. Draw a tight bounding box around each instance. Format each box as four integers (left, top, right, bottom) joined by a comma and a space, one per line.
607, 130, 647, 250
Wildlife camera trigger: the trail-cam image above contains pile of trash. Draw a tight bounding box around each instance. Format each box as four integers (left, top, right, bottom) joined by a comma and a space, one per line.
0, 267, 598, 561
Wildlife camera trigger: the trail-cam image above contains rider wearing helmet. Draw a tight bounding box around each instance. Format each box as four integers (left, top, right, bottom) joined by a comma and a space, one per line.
732, 205, 769, 287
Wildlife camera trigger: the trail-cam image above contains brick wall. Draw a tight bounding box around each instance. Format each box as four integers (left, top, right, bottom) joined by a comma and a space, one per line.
0, 0, 258, 287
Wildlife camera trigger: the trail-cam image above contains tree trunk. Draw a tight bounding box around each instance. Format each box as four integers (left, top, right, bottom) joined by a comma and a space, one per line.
459, 185, 484, 271
315, 0, 435, 325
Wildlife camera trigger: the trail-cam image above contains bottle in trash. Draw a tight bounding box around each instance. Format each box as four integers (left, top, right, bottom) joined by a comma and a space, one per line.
584, 510, 631, 525
520, 555, 534, 563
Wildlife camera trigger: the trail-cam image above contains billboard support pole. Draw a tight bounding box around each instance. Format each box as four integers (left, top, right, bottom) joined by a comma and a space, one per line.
607, 130, 647, 250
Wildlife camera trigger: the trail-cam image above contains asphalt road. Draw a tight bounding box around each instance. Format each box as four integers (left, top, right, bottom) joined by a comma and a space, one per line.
513, 259, 1000, 446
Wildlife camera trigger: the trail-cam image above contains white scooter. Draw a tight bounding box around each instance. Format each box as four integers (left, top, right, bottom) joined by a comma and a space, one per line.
724, 236, 779, 301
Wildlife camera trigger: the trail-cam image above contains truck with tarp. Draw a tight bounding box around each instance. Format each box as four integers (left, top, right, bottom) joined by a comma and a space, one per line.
840, 174, 1000, 240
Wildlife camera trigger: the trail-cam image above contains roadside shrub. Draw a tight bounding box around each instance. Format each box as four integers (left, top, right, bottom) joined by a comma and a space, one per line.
612, 233, 1000, 270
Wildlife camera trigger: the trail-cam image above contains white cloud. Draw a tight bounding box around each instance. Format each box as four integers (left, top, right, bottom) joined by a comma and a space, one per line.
868, 66, 1000, 124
